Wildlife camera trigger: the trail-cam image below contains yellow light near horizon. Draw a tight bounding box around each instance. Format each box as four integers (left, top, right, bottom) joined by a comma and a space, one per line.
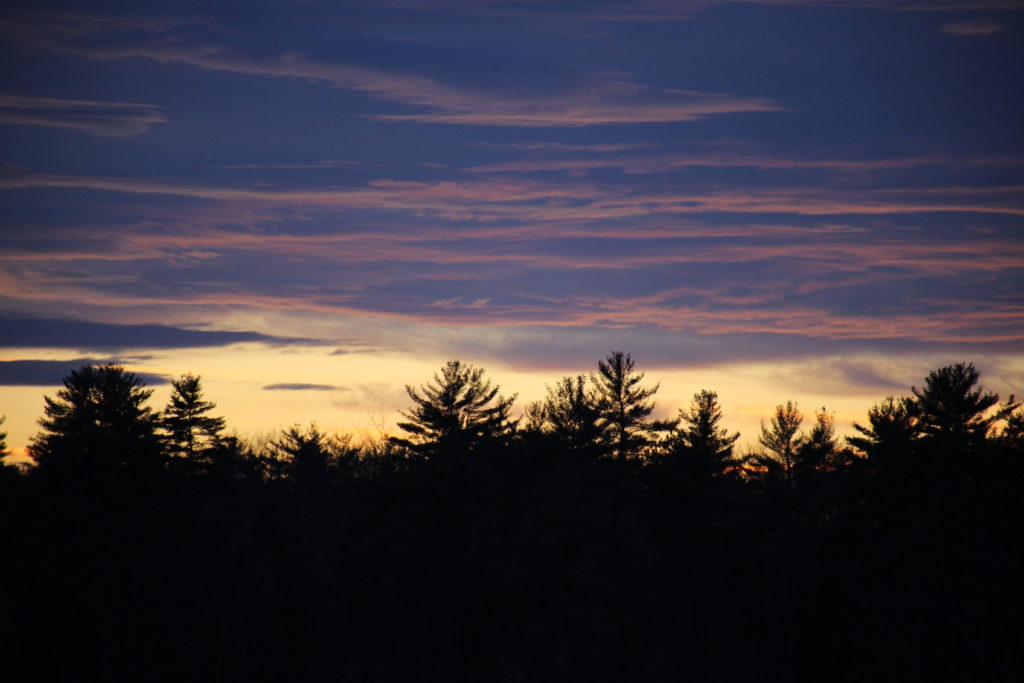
3, 345, 1021, 464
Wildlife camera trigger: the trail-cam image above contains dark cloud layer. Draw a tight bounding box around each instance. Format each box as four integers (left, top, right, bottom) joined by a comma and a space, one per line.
0, 359, 169, 386
0, 317, 312, 351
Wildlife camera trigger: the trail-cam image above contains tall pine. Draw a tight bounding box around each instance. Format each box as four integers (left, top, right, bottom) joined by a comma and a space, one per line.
592, 351, 671, 461
162, 373, 225, 463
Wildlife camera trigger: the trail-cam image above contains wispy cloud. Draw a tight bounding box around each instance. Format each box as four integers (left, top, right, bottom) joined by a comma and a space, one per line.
0, 93, 164, 136
370, 82, 782, 127
3, 170, 1022, 220
222, 160, 362, 170
941, 18, 1005, 35
315, 0, 1024, 21
263, 383, 347, 391
4, 213, 1021, 349
467, 152, 959, 174
1, 11, 780, 127
430, 297, 492, 309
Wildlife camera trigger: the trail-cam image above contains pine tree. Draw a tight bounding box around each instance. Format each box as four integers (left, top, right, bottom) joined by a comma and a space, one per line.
911, 362, 1015, 457
29, 364, 162, 479
161, 373, 225, 463
394, 360, 517, 458
532, 375, 605, 455
267, 424, 358, 485
668, 390, 739, 477
796, 407, 840, 473
592, 351, 671, 462
995, 406, 1024, 456
754, 400, 803, 479
848, 395, 918, 461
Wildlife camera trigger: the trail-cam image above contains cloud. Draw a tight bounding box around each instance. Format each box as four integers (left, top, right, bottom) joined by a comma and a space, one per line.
472, 141, 661, 153
942, 19, 1005, 35
415, 323, 1024, 375
3, 170, 1022, 223
263, 383, 347, 391
467, 152, 960, 175
328, 345, 378, 355
0, 317, 312, 351
0, 359, 169, 386
265, 0, 1024, 22
370, 84, 783, 127
1, 12, 780, 127
222, 160, 362, 170
0, 94, 164, 136
429, 297, 491, 309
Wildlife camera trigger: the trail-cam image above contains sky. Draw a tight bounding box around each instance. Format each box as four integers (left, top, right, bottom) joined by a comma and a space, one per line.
1, 0, 1023, 459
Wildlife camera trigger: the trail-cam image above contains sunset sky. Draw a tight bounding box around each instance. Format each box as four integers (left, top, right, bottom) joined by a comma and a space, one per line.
2, 0, 1022, 458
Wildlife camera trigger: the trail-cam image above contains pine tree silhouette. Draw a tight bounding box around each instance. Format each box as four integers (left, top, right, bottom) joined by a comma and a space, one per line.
28, 364, 162, 480
393, 360, 517, 458
592, 351, 671, 462
161, 373, 225, 464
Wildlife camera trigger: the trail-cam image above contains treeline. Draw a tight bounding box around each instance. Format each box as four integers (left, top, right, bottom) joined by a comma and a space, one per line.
6, 352, 1022, 484
1, 354, 1022, 682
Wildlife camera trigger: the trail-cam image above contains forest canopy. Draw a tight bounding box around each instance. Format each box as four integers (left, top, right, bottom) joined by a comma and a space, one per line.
2, 355, 1022, 682
7, 355, 1020, 479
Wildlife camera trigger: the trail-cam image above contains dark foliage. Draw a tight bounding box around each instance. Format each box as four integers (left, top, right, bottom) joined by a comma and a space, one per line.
662, 389, 740, 477
392, 359, 517, 459
911, 361, 1017, 457
27, 364, 163, 481
161, 373, 226, 464
592, 351, 673, 462
848, 395, 918, 462
751, 399, 804, 482
2, 360, 1022, 682
523, 374, 605, 457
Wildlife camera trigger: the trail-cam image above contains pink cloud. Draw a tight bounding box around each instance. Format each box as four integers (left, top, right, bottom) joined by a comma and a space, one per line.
4, 170, 1022, 222
222, 160, 362, 170
1, 11, 781, 128
942, 18, 1004, 35
0, 93, 164, 136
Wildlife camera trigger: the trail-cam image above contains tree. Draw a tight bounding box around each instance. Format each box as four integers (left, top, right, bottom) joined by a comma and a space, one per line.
161, 373, 225, 463
911, 362, 1016, 457
796, 407, 841, 473
266, 424, 358, 486
593, 351, 672, 462
204, 433, 262, 482
528, 375, 605, 455
666, 390, 739, 477
0, 414, 21, 479
755, 400, 803, 479
28, 364, 162, 479
848, 396, 918, 461
995, 406, 1024, 456
393, 360, 517, 458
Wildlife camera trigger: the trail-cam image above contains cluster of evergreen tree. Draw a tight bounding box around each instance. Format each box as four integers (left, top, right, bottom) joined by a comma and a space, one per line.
1, 355, 1022, 682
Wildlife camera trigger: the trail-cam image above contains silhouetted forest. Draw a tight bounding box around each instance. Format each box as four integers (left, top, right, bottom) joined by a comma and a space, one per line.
2, 355, 1022, 682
